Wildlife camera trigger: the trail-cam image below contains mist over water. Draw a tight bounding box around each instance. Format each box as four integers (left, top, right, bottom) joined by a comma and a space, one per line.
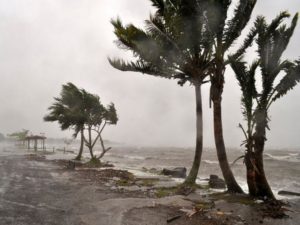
1, 140, 299, 198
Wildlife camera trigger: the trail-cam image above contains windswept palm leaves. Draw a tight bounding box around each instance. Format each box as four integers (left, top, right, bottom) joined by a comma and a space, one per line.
231, 12, 300, 199
44, 83, 118, 161
44, 83, 86, 160
109, 0, 218, 186
205, 0, 257, 194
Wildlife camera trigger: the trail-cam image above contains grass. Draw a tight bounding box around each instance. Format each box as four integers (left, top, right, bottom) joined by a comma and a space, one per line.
116, 179, 134, 186
86, 157, 102, 167
155, 186, 181, 198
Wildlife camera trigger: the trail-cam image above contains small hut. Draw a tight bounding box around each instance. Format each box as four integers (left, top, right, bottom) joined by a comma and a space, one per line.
25, 135, 47, 151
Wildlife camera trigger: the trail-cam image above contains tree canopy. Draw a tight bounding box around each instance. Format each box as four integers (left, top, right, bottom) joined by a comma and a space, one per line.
7, 129, 29, 141
44, 83, 118, 160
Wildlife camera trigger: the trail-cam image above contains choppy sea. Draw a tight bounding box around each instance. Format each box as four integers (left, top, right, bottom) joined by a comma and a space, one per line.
1, 141, 299, 198
102, 145, 300, 198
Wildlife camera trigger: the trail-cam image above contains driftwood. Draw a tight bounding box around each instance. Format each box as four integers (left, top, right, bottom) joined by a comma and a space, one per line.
167, 215, 181, 223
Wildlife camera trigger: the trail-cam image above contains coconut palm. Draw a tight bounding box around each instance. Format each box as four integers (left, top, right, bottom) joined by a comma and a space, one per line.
109, 0, 217, 186
110, 0, 250, 192
44, 83, 86, 160
202, 0, 257, 193
231, 12, 300, 199
45, 83, 118, 161
81, 90, 118, 160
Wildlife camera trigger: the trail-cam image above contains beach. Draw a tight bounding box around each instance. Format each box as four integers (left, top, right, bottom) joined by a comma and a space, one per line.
0, 142, 300, 225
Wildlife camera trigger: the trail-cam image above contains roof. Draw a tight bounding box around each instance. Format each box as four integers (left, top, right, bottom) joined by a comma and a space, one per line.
25, 135, 47, 140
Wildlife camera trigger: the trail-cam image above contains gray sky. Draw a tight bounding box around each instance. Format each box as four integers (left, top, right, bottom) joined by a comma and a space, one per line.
0, 0, 299, 148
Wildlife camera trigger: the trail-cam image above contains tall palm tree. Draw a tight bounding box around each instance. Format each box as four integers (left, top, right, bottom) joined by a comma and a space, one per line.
201, 0, 257, 193
109, 0, 216, 186
44, 83, 86, 160
231, 12, 300, 199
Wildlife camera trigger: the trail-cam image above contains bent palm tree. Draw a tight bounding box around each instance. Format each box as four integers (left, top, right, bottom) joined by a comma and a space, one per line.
109, 0, 216, 186
231, 12, 300, 199
45, 83, 119, 161
81, 90, 118, 160
44, 83, 86, 160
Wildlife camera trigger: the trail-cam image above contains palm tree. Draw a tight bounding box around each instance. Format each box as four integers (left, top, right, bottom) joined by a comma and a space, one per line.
109, 0, 217, 186
45, 83, 119, 162
231, 12, 300, 199
192, 0, 257, 193
44, 83, 86, 160
8, 129, 29, 146
81, 90, 118, 161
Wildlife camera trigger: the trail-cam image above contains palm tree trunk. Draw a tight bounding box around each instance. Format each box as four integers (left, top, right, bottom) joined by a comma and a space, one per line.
213, 98, 243, 193
254, 151, 275, 199
211, 64, 243, 193
245, 151, 257, 196
184, 84, 203, 186
75, 129, 84, 160
88, 127, 94, 158
252, 122, 275, 199
250, 112, 275, 199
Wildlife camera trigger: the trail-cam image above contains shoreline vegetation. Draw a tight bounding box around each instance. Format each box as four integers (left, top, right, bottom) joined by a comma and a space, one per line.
22, 148, 300, 225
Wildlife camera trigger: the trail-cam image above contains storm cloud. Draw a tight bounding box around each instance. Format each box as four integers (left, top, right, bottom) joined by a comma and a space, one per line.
0, 0, 299, 148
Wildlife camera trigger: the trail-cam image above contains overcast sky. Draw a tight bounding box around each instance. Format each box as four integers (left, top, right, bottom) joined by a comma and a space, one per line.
0, 0, 299, 149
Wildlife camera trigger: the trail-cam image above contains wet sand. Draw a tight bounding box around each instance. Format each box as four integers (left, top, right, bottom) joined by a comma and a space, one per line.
0, 149, 299, 225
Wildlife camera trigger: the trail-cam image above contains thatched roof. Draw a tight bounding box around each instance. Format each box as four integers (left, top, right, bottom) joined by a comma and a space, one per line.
25, 135, 47, 140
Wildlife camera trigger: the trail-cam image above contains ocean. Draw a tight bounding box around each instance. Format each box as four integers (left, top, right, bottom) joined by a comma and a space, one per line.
1, 141, 299, 198
102, 145, 300, 198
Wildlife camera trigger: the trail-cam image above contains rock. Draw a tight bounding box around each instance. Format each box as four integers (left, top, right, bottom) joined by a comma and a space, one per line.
162, 167, 187, 178
67, 160, 83, 170
208, 174, 226, 189
149, 168, 160, 174
278, 190, 300, 197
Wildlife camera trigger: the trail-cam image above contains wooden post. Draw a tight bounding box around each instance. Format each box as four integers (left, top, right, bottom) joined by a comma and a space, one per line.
34, 139, 37, 151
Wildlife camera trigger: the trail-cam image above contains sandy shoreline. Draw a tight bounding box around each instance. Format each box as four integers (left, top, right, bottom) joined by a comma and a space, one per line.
0, 146, 299, 225
27, 152, 300, 225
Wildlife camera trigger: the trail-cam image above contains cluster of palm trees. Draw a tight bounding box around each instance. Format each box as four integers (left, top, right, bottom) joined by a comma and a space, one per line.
44, 83, 118, 162
109, 0, 300, 200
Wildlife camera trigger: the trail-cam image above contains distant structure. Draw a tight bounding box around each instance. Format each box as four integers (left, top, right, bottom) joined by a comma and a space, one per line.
25, 135, 46, 151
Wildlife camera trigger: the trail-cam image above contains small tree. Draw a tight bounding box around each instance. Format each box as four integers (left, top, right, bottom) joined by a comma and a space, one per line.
44, 83, 118, 162
7, 129, 29, 146
81, 90, 118, 161
231, 12, 300, 199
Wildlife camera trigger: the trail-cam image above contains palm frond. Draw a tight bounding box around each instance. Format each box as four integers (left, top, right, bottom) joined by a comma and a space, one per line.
228, 25, 257, 63
223, 0, 257, 51
272, 60, 300, 101
150, 0, 165, 14
266, 11, 290, 36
